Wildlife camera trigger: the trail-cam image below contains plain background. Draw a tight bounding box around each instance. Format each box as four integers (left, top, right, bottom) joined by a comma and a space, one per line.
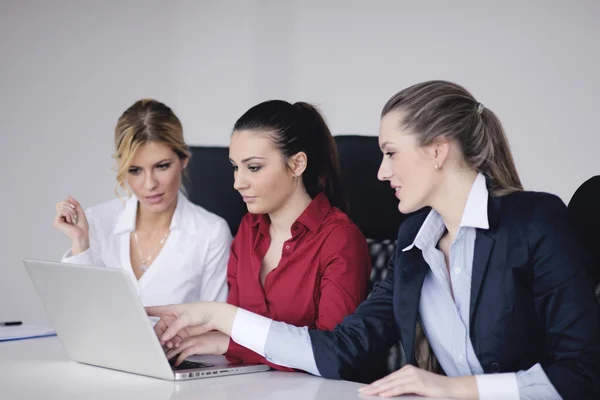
1, 0, 599, 324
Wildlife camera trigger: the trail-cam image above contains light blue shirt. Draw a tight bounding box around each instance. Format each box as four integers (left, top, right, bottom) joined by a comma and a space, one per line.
231, 173, 562, 400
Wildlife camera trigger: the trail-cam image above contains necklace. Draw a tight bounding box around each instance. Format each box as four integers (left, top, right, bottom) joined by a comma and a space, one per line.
132, 231, 169, 271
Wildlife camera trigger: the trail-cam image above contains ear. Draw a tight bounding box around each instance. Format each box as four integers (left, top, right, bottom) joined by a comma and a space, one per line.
429, 136, 450, 169
288, 152, 307, 177
182, 157, 189, 170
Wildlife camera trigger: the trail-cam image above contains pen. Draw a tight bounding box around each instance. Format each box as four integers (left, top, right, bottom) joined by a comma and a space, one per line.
0, 321, 23, 326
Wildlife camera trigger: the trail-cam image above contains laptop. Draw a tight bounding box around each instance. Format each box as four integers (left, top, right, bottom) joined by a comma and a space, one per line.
23, 258, 270, 380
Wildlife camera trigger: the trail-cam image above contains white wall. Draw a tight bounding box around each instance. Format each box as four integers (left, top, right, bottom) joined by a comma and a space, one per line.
1, 0, 599, 324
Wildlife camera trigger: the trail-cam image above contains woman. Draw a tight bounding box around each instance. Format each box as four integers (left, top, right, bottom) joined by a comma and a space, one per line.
163, 100, 372, 373
149, 82, 600, 399
53, 99, 231, 306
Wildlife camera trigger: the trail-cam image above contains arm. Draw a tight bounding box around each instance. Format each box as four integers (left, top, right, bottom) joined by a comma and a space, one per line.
61, 208, 104, 267
524, 195, 600, 399
315, 225, 371, 330
198, 220, 231, 302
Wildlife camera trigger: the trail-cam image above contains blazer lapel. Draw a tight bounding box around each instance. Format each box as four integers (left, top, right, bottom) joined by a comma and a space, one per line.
396, 249, 429, 366
469, 195, 501, 326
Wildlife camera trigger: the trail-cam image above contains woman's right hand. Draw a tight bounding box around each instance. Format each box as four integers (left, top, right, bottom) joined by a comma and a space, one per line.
53, 196, 90, 255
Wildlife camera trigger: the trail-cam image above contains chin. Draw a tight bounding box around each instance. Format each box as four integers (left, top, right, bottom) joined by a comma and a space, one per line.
397, 200, 419, 215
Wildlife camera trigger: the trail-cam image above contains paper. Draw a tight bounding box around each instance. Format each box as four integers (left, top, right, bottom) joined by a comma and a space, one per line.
0, 325, 56, 342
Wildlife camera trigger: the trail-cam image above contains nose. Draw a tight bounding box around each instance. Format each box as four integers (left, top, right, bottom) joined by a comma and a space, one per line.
377, 155, 391, 182
144, 170, 158, 191
233, 170, 248, 191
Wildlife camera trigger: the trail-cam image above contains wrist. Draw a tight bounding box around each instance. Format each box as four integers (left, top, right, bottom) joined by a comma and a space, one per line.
449, 376, 478, 400
211, 302, 238, 336
71, 236, 89, 255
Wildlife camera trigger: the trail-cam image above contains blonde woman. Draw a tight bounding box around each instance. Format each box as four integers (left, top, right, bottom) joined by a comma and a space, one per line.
53, 100, 231, 306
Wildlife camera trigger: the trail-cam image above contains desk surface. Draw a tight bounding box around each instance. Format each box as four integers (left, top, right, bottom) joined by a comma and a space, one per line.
0, 337, 441, 400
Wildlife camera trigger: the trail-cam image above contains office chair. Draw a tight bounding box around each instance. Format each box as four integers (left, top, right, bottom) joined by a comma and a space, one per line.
186, 146, 247, 236
567, 175, 600, 303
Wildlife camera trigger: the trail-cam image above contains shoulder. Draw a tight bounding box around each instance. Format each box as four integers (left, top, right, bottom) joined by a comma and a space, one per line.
496, 190, 567, 225
183, 199, 232, 241
86, 197, 125, 216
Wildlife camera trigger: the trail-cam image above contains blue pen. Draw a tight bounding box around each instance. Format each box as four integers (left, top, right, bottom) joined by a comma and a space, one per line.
0, 321, 23, 326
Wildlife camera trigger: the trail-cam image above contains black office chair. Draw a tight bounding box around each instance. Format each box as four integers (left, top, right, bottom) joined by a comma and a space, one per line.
567, 175, 600, 303
335, 135, 410, 373
186, 146, 247, 236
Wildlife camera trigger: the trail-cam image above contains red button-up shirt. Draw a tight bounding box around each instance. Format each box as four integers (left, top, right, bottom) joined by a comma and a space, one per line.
225, 193, 371, 370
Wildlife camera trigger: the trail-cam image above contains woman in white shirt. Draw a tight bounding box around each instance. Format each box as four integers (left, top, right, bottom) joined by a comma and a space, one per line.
53, 99, 231, 306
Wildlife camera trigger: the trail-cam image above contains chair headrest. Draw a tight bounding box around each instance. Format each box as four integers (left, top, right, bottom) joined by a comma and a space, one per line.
335, 135, 409, 241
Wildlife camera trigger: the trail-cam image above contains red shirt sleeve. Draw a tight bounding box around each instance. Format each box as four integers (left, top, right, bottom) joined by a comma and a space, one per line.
315, 225, 372, 331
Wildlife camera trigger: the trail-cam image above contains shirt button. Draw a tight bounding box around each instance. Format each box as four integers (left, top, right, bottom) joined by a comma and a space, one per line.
293, 225, 298, 230
454, 267, 461, 274
285, 245, 290, 250
457, 355, 465, 362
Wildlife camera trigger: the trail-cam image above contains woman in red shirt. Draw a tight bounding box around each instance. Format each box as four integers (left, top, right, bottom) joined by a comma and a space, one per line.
165, 100, 372, 370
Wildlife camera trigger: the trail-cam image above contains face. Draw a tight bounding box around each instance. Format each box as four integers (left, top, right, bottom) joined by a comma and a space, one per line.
377, 111, 442, 214
125, 141, 187, 214
229, 130, 298, 215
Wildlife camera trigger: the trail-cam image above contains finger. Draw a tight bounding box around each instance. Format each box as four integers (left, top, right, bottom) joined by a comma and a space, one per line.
60, 205, 77, 224
58, 209, 74, 225
360, 377, 413, 396
176, 346, 202, 366
166, 345, 184, 360
153, 320, 168, 343
161, 314, 192, 342
359, 370, 409, 394
146, 305, 171, 317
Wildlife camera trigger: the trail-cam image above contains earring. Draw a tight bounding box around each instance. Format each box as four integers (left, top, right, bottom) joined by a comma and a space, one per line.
434, 164, 441, 170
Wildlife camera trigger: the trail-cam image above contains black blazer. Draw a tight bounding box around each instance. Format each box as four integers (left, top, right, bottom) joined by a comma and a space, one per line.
309, 191, 600, 399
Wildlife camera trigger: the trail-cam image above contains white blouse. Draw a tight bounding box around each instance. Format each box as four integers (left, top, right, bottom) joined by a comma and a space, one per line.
61, 192, 231, 306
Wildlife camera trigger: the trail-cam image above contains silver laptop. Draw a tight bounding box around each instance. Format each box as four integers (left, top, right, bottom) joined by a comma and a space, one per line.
23, 259, 270, 380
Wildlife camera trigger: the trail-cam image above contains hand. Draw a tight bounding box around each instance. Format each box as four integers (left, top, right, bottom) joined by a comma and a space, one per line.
53, 196, 90, 254
146, 302, 237, 347
166, 331, 230, 366
358, 365, 477, 399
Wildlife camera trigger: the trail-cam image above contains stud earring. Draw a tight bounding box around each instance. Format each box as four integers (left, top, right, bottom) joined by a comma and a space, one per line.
434, 164, 441, 170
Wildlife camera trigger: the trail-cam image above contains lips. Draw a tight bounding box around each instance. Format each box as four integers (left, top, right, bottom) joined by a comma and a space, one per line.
242, 196, 257, 203
145, 193, 164, 205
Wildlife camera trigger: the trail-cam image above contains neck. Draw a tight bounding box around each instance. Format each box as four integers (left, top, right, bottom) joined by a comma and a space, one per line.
268, 189, 313, 237
430, 169, 478, 240
135, 197, 178, 232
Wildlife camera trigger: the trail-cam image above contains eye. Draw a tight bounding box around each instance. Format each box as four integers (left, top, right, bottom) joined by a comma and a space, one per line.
248, 165, 262, 172
231, 165, 238, 172
384, 152, 395, 158
128, 167, 141, 175
156, 162, 171, 170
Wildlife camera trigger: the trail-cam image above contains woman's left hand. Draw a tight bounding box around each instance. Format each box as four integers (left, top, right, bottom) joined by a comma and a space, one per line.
358, 365, 477, 399
166, 331, 230, 366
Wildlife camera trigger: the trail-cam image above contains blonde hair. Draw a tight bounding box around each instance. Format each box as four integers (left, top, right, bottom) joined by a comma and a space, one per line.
113, 99, 190, 197
382, 81, 523, 196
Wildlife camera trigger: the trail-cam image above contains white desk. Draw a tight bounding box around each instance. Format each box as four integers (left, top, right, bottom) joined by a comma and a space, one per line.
0, 337, 441, 399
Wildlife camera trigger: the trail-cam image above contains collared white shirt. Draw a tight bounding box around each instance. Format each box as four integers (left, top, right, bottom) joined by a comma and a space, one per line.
61, 192, 231, 306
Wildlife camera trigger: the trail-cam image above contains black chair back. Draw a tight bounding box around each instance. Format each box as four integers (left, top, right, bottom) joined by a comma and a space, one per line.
567, 175, 600, 302
186, 146, 247, 235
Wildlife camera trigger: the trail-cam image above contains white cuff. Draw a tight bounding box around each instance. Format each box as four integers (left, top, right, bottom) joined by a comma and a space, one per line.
230, 308, 272, 356
61, 248, 93, 266
476, 373, 519, 400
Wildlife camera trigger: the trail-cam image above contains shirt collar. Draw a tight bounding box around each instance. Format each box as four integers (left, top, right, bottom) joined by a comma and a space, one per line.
113, 191, 194, 234
253, 192, 332, 235
402, 172, 489, 252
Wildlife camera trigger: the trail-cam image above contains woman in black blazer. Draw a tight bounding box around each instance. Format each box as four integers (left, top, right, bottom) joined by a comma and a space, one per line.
149, 81, 600, 400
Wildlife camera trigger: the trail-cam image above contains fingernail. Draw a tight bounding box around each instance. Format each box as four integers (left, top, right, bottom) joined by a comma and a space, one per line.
70, 204, 75, 209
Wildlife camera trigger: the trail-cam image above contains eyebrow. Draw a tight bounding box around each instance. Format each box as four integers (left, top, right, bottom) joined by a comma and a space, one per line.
379, 141, 396, 151
129, 158, 172, 168
229, 156, 267, 164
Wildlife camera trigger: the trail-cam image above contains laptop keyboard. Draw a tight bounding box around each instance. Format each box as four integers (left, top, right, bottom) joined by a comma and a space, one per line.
169, 359, 214, 371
